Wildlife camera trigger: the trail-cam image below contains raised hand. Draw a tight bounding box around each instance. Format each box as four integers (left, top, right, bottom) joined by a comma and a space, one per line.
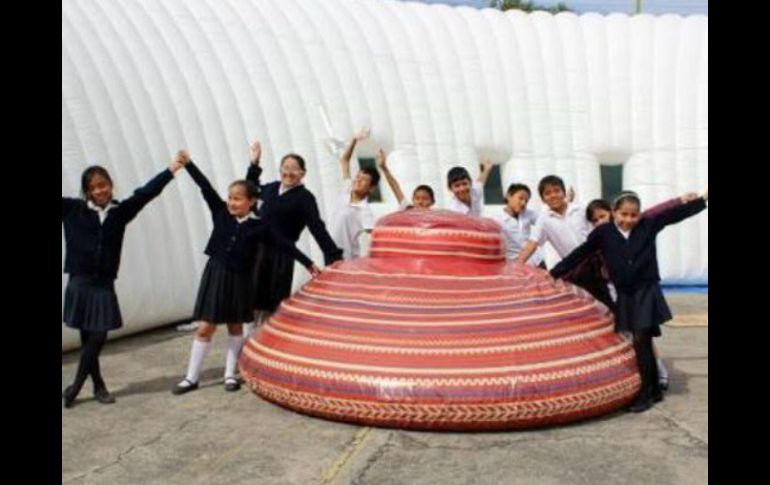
375, 148, 388, 171
170, 150, 189, 173
353, 127, 370, 142
249, 140, 262, 165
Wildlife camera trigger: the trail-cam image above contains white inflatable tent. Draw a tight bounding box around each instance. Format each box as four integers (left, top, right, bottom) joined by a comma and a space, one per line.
62, 0, 707, 351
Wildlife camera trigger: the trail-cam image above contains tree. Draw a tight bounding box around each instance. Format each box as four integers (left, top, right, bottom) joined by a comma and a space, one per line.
489, 0, 571, 14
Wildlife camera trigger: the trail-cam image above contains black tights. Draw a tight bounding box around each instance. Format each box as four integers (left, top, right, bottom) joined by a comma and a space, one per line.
70, 330, 108, 395
633, 328, 660, 400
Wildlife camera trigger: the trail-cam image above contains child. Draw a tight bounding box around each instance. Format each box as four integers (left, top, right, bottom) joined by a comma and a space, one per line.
61, 153, 184, 408
411, 185, 436, 209
584, 191, 701, 390
375, 148, 435, 210
586, 192, 699, 227
517, 175, 591, 263
516, 175, 614, 308
245, 141, 342, 334
329, 128, 381, 260
173, 152, 319, 395
496, 183, 544, 267
445, 159, 494, 217
585, 199, 613, 227
551, 191, 708, 412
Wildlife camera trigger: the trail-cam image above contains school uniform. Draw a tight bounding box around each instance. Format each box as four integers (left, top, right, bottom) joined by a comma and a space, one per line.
528, 202, 612, 306
329, 178, 375, 260
551, 198, 707, 406
446, 180, 484, 217
565, 197, 688, 313
188, 162, 313, 323
61, 168, 175, 331
495, 207, 544, 266
529, 202, 591, 258
246, 164, 342, 312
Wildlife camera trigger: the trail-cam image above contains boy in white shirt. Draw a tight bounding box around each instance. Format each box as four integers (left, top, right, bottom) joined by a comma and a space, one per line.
496, 183, 544, 267
517, 175, 591, 264
517, 175, 613, 310
330, 129, 380, 259
445, 160, 494, 217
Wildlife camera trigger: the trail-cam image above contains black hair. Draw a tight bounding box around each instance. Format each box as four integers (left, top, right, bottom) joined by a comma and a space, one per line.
537, 175, 565, 197
359, 166, 380, 188
586, 199, 612, 221
612, 191, 641, 211
506, 183, 531, 198
280, 153, 306, 172
80, 165, 113, 200
413, 184, 435, 202
447, 166, 471, 188
229, 179, 261, 209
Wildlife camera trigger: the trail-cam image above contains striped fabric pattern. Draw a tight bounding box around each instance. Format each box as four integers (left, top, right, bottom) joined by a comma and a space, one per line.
241, 210, 640, 430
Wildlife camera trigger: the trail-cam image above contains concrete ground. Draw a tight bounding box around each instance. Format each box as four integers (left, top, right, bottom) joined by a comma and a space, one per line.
62, 293, 707, 485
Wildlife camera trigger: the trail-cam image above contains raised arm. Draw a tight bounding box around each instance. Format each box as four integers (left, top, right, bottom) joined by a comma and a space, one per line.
183, 153, 227, 217
477, 158, 494, 186
650, 196, 708, 234
375, 148, 405, 205
339, 128, 369, 181
245, 139, 263, 188
114, 152, 183, 223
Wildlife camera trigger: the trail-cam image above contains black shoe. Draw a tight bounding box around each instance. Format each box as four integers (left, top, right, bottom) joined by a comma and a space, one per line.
224, 378, 241, 392
94, 388, 116, 404
172, 379, 199, 395
659, 378, 669, 391
629, 396, 654, 413
63, 386, 77, 409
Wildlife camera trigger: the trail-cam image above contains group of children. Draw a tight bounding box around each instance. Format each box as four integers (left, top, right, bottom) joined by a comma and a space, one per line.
62, 128, 707, 415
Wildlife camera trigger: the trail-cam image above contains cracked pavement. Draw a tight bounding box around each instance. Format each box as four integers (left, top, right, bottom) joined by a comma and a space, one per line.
62, 293, 707, 485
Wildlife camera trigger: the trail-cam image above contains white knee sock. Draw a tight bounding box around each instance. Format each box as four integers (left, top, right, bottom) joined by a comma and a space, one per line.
225, 335, 244, 381
657, 358, 668, 381
183, 339, 211, 385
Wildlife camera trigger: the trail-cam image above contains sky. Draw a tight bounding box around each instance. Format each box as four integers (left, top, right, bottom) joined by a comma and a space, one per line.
392, 0, 708, 15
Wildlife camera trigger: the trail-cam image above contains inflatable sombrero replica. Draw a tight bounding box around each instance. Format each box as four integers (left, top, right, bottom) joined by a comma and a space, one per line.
240, 209, 641, 430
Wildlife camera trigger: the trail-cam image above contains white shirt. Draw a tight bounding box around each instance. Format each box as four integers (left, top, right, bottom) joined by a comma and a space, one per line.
330, 179, 374, 260
446, 180, 484, 217
236, 213, 258, 224
496, 207, 544, 265
278, 183, 301, 196
529, 202, 591, 258
87, 200, 117, 224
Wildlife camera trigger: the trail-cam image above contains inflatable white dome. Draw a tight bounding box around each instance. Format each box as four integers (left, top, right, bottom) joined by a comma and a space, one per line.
62, 0, 707, 350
